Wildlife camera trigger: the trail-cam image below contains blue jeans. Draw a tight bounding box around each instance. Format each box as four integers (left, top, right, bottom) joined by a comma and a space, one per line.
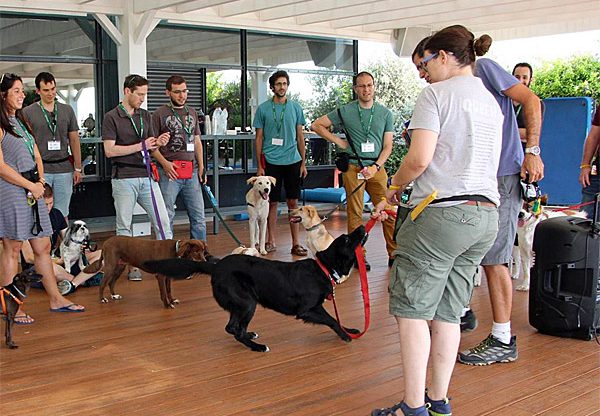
158, 167, 206, 241
111, 177, 172, 239
582, 174, 599, 221
45, 172, 73, 217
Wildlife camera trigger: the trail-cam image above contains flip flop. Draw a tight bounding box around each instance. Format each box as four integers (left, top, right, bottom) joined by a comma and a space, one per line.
14, 313, 35, 325
49, 303, 85, 313
291, 245, 308, 256
265, 243, 277, 253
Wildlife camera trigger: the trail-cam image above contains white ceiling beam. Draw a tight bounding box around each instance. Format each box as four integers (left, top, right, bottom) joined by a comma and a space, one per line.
134, 10, 161, 43
0, 0, 122, 16
176, 0, 236, 13
218, 0, 299, 18
328, 0, 517, 29
78, 0, 97, 3
297, 0, 447, 25
357, 0, 597, 32
133, 0, 189, 13
259, 0, 363, 22
469, 10, 600, 34
92, 13, 123, 45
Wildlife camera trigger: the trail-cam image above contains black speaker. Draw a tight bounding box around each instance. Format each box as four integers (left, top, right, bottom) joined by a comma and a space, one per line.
529, 215, 600, 340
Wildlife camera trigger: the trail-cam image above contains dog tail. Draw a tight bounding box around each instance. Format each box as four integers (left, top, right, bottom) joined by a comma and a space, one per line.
142, 258, 216, 278
83, 258, 102, 274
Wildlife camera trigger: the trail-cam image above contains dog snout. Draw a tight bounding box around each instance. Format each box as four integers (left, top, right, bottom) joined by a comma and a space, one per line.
263, 188, 270, 194
518, 211, 525, 219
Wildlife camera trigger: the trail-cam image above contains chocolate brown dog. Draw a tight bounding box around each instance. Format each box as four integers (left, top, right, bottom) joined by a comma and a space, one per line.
1, 269, 42, 349
84, 236, 209, 308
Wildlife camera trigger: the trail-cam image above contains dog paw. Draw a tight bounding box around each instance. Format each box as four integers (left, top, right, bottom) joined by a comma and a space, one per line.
172, 299, 180, 304
516, 284, 530, 292
252, 344, 269, 352
101, 297, 109, 303
260, 249, 267, 255
8, 342, 18, 349
111, 294, 123, 300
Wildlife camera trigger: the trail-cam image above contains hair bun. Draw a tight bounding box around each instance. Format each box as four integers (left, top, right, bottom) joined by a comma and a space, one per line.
473, 34, 492, 56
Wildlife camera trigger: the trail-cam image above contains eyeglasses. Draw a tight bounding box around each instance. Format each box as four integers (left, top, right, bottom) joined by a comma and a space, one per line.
170, 89, 189, 94
418, 53, 439, 71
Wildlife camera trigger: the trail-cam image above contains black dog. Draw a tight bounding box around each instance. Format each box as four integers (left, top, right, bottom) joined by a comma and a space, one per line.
144, 226, 366, 352
1, 269, 42, 349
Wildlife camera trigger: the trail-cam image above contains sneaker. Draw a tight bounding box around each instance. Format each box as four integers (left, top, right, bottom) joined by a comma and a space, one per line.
460, 309, 478, 332
457, 334, 518, 366
128, 268, 143, 281
425, 392, 452, 416
372, 401, 429, 416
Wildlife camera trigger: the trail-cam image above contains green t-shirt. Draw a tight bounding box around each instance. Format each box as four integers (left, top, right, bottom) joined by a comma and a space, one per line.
327, 101, 394, 160
253, 98, 305, 166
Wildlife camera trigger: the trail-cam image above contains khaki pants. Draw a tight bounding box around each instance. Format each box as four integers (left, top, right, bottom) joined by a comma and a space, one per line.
342, 164, 396, 257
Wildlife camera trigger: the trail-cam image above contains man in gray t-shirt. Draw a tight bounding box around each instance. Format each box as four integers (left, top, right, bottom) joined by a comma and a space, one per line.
22, 72, 82, 219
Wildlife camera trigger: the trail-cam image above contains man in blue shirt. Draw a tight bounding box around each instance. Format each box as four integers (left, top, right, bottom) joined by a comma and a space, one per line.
253, 70, 308, 256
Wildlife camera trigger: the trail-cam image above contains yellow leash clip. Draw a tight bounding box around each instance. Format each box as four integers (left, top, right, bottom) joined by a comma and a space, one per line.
410, 190, 438, 221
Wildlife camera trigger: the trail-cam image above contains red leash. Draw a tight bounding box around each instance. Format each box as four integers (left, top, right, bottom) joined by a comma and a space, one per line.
550, 200, 595, 212
318, 210, 396, 339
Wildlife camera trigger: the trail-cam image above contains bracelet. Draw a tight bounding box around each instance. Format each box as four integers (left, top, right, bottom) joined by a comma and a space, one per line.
373, 163, 381, 171
74, 168, 82, 173
38, 177, 46, 185
389, 185, 401, 191
580, 164, 592, 169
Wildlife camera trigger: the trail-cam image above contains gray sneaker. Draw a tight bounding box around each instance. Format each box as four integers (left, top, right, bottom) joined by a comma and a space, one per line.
457, 334, 517, 366
128, 268, 143, 281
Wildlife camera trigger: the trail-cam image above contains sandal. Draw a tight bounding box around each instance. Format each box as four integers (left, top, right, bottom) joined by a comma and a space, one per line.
265, 243, 277, 253
290, 244, 308, 256
14, 313, 35, 325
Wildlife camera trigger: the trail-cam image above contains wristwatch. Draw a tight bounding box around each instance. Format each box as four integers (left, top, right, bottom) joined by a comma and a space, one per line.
525, 145, 541, 156
373, 163, 381, 171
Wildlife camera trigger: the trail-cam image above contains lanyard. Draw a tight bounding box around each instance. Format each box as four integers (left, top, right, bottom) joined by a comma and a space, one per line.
39, 101, 58, 137
271, 98, 287, 137
118, 103, 144, 139
169, 104, 194, 136
14, 119, 36, 160
357, 102, 375, 140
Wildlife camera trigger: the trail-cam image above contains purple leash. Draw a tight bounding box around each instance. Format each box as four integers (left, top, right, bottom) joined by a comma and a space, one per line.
140, 139, 166, 240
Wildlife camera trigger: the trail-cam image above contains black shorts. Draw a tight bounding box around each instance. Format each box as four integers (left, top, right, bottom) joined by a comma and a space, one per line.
264, 160, 302, 202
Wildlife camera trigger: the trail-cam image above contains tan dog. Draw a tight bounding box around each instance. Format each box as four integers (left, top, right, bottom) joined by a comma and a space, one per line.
246, 176, 276, 255
84, 236, 209, 308
289, 205, 334, 256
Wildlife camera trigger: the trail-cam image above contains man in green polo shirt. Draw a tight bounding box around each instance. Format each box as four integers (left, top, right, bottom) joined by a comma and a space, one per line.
312, 71, 396, 269
253, 70, 308, 257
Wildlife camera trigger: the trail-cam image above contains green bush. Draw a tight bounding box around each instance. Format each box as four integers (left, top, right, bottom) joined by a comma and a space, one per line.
531, 55, 600, 103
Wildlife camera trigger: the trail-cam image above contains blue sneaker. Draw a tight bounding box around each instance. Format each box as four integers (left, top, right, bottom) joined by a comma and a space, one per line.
372, 401, 429, 416
425, 392, 452, 416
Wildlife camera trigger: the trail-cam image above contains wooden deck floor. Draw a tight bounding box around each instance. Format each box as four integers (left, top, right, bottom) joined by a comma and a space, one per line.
1, 210, 599, 415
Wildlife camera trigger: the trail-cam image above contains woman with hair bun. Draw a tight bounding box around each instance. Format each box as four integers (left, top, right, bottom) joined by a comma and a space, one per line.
371, 25, 503, 416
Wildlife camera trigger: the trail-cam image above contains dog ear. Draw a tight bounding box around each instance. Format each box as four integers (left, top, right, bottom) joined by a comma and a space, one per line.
268, 176, 276, 186
247, 176, 257, 185
176, 241, 189, 258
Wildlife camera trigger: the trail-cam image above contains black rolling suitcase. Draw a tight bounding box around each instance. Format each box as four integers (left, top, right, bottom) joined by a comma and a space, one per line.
529, 194, 600, 340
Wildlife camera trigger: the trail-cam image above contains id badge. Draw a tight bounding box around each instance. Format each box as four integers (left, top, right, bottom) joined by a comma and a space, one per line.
272, 137, 284, 146
361, 142, 375, 153
357, 172, 366, 180
186, 143, 195, 152
48, 140, 61, 151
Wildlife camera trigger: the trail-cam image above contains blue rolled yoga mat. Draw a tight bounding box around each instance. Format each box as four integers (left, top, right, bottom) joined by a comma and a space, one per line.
300, 188, 370, 203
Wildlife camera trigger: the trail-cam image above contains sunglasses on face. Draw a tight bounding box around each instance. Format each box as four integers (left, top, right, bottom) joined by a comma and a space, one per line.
418, 53, 439, 71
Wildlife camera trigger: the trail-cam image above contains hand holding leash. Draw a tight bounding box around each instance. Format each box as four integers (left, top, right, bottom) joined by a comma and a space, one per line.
29, 182, 44, 200
156, 132, 170, 147
521, 154, 544, 183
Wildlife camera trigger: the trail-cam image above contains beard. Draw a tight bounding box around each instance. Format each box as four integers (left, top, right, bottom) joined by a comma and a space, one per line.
170, 98, 185, 108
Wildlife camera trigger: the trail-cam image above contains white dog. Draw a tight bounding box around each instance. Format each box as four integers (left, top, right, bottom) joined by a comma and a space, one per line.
246, 176, 276, 255
512, 207, 586, 291
231, 246, 261, 257
59, 220, 90, 274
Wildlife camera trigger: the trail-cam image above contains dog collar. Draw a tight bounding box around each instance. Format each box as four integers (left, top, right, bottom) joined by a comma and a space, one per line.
305, 221, 324, 232
315, 257, 341, 285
